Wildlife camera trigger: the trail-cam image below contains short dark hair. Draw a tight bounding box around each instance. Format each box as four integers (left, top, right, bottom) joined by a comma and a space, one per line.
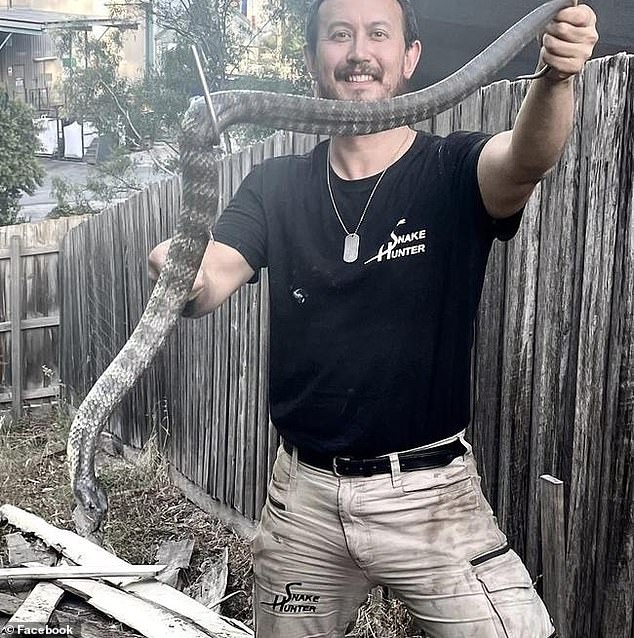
304, 0, 420, 55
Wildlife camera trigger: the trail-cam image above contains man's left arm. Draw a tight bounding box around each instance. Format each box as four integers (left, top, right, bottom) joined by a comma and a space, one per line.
478, 4, 599, 219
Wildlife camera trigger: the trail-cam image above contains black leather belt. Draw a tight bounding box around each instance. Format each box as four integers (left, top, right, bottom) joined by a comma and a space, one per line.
282, 438, 467, 477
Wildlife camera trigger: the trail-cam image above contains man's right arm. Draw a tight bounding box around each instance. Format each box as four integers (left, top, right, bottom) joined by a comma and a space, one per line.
148, 239, 256, 319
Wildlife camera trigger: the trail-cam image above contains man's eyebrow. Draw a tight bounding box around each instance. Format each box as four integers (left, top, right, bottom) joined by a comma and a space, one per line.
324, 20, 354, 31
323, 19, 394, 32
368, 21, 393, 29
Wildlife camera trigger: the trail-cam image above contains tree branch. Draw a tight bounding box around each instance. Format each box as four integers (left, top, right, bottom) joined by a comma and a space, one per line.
98, 79, 143, 146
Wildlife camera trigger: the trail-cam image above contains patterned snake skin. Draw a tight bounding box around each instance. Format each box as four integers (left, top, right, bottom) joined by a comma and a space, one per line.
67, 0, 572, 540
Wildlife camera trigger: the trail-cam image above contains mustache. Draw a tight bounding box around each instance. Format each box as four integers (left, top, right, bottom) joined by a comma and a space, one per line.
334, 64, 383, 81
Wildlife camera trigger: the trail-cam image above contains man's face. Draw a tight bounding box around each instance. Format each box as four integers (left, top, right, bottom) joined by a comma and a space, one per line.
304, 0, 421, 102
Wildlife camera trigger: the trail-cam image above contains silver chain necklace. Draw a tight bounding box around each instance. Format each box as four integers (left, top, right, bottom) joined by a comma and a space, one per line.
326, 131, 412, 263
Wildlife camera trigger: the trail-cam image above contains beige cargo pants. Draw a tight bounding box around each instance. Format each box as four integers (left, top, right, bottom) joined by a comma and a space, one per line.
251, 439, 556, 638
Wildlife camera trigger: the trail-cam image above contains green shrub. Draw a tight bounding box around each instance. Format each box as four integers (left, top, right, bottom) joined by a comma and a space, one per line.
0, 91, 44, 226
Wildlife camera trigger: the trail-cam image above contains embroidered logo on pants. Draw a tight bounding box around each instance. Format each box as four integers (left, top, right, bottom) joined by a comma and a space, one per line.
261, 582, 321, 613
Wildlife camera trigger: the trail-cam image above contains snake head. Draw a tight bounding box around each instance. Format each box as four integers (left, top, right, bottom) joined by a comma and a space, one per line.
72, 475, 108, 541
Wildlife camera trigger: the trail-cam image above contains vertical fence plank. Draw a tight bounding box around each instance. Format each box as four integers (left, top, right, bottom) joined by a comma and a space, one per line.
472, 80, 510, 511
10, 236, 22, 417
596, 54, 634, 638
525, 70, 585, 576
255, 270, 271, 519
241, 146, 260, 520
540, 475, 567, 637
497, 79, 540, 559
566, 54, 630, 637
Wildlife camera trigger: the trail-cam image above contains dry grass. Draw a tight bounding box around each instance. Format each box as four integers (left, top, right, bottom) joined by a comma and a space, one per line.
0, 407, 75, 537
349, 590, 422, 638
0, 406, 424, 637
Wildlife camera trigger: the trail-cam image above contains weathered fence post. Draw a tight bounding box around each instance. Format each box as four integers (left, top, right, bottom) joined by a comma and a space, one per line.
540, 474, 566, 637
10, 235, 22, 418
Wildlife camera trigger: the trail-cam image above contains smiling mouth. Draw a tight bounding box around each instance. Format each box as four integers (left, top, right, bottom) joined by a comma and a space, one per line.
346, 74, 376, 83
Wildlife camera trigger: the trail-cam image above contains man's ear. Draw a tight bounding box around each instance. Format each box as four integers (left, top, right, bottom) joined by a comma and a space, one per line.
403, 40, 422, 80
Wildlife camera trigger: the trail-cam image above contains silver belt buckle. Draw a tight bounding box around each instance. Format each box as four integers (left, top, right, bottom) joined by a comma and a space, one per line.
332, 456, 350, 477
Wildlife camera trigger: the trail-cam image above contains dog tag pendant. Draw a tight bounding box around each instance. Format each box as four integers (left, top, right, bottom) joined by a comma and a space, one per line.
343, 233, 360, 263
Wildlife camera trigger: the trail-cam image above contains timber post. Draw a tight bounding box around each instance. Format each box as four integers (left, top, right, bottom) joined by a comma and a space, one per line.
540, 474, 567, 637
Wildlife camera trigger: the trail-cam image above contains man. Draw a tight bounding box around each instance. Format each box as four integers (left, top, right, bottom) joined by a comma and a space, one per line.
149, 0, 598, 635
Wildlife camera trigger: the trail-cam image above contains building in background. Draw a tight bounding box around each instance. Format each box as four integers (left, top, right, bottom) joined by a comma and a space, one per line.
0, 1, 145, 111
233, 0, 293, 79
0, 1, 141, 158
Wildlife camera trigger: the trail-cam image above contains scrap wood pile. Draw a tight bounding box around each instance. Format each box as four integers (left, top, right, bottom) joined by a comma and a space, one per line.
0, 505, 253, 638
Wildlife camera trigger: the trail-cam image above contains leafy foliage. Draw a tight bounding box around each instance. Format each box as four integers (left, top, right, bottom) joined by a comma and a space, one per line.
54, 0, 312, 149
55, 27, 143, 146
49, 176, 96, 217
49, 151, 143, 217
267, 0, 312, 94
0, 92, 44, 226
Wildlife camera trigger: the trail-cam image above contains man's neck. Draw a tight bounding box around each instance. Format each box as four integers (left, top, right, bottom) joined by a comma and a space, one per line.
329, 127, 416, 180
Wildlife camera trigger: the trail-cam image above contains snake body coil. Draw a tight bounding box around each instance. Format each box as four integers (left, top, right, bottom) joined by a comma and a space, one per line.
66, 0, 572, 540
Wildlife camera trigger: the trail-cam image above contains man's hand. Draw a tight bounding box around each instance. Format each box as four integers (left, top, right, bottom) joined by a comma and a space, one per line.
148, 239, 255, 318
540, 4, 598, 82
148, 239, 206, 303
478, 4, 598, 217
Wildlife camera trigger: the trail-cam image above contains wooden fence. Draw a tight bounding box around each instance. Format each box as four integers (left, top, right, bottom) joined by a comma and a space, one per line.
59, 54, 633, 637
0, 217, 87, 415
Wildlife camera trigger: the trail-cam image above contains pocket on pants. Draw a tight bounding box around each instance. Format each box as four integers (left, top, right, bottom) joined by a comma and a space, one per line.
267, 454, 292, 512
471, 549, 554, 637
400, 469, 480, 513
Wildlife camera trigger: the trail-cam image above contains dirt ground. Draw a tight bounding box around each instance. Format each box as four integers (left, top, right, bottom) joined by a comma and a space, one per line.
0, 406, 420, 637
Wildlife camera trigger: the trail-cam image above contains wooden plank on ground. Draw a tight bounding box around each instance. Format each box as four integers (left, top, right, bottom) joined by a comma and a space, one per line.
52, 597, 135, 638
0, 565, 166, 581
195, 548, 228, 609
8, 582, 64, 625
50, 576, 229, 638
155, 539, 194, 588
6, 532, 57, 567
0, 592, 22, 615
0, 505, 252, 637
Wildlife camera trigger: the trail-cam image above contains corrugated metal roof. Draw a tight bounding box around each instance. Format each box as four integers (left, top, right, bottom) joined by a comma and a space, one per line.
0, 9, 135, 34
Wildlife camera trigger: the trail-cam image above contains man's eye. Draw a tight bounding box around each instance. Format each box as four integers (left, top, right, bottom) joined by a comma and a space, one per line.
372, 30, 388, 39
331, 31, 351, 41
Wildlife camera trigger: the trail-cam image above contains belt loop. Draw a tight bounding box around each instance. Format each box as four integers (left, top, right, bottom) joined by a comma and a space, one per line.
389, 453, 402, 488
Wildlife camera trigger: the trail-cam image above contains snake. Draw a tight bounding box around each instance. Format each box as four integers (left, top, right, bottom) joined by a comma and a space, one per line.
66, 0, 573, 541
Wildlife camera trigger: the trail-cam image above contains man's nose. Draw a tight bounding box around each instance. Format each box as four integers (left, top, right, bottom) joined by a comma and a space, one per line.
347, 35, 371, 63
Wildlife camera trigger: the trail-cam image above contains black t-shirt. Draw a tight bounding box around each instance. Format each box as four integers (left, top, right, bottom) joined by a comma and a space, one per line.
213, 131, 521, 457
